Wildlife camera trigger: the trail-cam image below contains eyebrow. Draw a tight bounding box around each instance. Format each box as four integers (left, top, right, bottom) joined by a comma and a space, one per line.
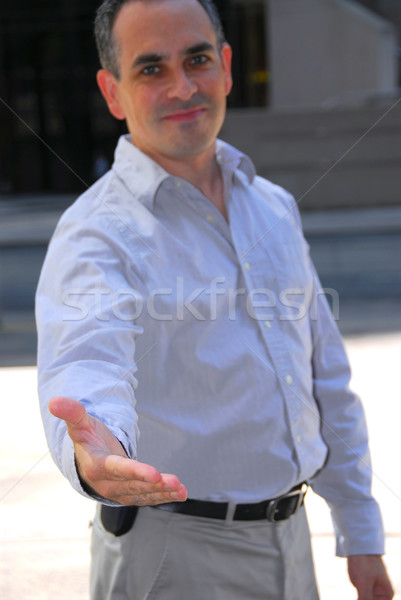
132, 53, 164, 68
183, 42, 215, 56
131, 42, 216, 70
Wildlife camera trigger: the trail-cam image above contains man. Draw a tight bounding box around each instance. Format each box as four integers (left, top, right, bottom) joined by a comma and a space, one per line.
36, 0, 393, 598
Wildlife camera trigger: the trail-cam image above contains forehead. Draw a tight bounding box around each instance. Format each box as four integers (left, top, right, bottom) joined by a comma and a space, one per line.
113, 0, 217, 61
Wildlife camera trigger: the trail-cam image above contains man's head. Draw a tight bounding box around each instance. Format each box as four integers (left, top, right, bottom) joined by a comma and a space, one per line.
95, 0, 226, 80
95, 0, 232, 168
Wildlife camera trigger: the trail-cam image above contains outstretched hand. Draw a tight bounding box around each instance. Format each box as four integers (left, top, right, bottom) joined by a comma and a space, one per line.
48, 397, 188, 506
347, 555, 393, 600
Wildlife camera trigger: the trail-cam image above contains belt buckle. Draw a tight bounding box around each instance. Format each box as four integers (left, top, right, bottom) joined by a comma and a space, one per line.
265, 483, 308, 522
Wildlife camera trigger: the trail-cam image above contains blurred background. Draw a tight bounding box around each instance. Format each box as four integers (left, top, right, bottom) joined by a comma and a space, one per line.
0, 0, 400, 598
0, 0, 400, 360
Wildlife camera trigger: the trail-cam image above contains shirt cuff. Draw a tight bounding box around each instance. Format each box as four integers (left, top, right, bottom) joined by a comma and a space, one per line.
329, 499, 386, 557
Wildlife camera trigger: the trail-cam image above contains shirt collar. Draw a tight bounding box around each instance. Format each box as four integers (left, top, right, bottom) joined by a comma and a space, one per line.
112, 134, 256, 211
112, 135, 171, 211
215, 138, 256, 185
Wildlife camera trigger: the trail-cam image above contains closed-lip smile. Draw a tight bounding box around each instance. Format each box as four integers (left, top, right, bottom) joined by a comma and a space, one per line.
162, 107, 206, 122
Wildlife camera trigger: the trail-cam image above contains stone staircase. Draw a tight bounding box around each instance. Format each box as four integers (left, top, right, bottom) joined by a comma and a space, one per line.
221, 98, 401, 210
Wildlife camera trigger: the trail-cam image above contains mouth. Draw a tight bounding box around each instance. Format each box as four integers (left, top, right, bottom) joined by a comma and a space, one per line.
162, 108, 206, 123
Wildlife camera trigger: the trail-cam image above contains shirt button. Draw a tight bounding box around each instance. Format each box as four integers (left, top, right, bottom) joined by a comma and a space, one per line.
264, 321, 272, 329
244, 262, 251, 272
285, 374, 293, 385
296, 435, 302, 444
206, 214, 214, 223
175, 180, 183, 188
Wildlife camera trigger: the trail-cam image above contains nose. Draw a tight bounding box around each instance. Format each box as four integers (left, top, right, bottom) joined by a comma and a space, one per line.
167, 68, 197, 100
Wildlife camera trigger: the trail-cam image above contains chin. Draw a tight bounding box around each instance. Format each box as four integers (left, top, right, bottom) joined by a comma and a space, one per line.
167, 135, 217, 158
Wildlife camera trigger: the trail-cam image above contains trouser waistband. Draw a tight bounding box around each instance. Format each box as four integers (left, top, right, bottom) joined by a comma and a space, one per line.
152, 483, 308, 522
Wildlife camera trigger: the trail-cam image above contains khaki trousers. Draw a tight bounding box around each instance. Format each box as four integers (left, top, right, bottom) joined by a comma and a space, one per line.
90, 504, 319, 600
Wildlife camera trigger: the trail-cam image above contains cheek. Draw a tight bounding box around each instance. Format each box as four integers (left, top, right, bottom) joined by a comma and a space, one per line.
202, 73, 229, 99
136, 87, 166, 118
121, 82, 153, 114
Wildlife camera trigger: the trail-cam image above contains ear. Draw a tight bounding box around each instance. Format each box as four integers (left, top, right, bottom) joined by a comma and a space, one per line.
96, 69, 126, 120
221, 43, 233, 96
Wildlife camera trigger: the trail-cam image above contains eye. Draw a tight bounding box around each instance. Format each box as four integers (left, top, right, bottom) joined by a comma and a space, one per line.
190, 55, 209, 66
142, 65, 160, 76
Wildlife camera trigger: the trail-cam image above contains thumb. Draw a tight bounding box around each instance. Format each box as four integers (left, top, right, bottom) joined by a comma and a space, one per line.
49, 396, 92, 432
48, 397, 124, 456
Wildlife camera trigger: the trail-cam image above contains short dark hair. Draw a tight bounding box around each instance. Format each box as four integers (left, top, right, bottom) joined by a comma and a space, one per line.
94, 0, 226, 79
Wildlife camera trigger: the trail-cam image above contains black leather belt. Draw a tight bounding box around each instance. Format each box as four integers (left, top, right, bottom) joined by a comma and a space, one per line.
153, 483, 308, 523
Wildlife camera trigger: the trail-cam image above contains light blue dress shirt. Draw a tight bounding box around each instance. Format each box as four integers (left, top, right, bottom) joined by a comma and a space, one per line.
36, 135, 384, 556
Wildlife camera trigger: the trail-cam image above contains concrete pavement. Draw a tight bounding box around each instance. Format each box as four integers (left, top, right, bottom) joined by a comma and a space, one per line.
1, 332, 400, 599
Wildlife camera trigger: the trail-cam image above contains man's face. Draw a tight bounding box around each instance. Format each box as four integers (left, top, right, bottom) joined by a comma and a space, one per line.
97, 0, 232, 165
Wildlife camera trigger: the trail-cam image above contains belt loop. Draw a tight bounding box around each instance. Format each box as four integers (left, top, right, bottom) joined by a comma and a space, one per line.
224, 501, 237, 524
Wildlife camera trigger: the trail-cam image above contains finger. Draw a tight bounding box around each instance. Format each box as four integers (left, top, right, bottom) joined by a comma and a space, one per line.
49, 396, 107, 452
103, 454, 163, 484
49, 396, 90, 429
161, 480, 188, 501
373, 579, 394, 600
123, 474, 187, 497
353, 581, 373, 600
97, 458, 188, 503
160, 473, 186, 492
134, 484, 187, 505
109, 483, 188, 506
103, 456, 185, 493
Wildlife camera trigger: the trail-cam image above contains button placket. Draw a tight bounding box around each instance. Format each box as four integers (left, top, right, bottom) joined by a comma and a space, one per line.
228, 186, 310, 474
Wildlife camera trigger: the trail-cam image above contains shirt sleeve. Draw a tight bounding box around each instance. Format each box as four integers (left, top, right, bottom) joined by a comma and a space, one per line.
276, 189, 385, 555
307, 266, 385, 556
36, 210, 143, 503
282, 193, 385, 557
